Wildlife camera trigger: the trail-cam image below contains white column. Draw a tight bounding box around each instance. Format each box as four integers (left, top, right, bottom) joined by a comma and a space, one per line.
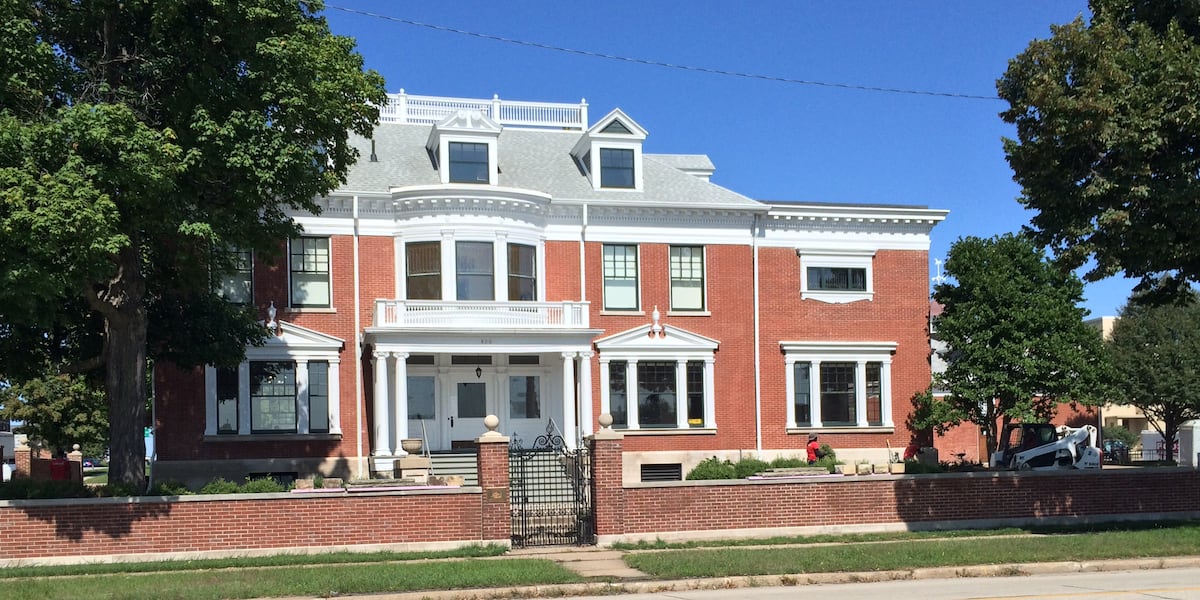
296, 359, 310, 434
328, 359, 342, 434
784, 358, 796, 428
238, 361, 251, 435
856, 360, 869, 427
675, 359, 688, 429
204, 367, 218, 436
625, 360, 639, 429
881, 359, 893, 427
493, 233, 507, 302
372, 351, 391, 456
809, 360, 822, 427
561, 352, 577, 448
392, 352, 410, 454
598, 358, 611, 417
441, 233, 456, 301
579, 351, 594, 437
704, 357, 716, 428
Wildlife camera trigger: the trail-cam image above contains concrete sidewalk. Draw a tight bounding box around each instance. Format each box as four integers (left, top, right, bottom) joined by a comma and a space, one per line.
508, 545, 650, 579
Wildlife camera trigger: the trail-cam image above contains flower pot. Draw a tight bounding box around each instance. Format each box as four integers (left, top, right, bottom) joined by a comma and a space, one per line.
400, 439, 424, 454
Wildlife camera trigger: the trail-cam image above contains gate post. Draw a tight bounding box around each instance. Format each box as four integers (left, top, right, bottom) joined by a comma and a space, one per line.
476, 415, 512, 546
590, 414, 625, 542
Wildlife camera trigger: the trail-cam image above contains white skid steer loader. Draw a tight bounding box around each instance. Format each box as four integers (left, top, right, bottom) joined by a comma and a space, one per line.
991, 423, 1102, 471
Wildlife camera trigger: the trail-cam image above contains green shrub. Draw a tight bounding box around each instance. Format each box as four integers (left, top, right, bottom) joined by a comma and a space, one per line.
685, 456, 737, 480
1102, 426, 1139, 447
312, 474, 325, 489
819, 443, 837, 462
770, 456, 806, 468
149, 480, 193, 496
0, 479, 97, 500
198, 478, 240, 495
733, 458, 771, 478
813, 454, 841, 473
903, 459, 945, 474
239, 477, 290, 494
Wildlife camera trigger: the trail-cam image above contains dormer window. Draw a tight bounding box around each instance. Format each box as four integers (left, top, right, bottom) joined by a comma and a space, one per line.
427, 110, 502, 186
572, 108, 647, 191
600, 148, 635, 188
449, 142, 489, 184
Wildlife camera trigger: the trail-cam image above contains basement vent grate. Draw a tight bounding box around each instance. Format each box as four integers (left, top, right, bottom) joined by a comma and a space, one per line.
640, 463, 683, 482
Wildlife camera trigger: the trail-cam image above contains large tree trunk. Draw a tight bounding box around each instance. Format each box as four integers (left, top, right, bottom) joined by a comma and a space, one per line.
90, 246, 148, 489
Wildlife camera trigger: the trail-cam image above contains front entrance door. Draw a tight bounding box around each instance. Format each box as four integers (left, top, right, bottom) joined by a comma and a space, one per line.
448, 376, 489, 447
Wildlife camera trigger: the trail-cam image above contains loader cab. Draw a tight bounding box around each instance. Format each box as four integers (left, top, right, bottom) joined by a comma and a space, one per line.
994, 423, 1058, 468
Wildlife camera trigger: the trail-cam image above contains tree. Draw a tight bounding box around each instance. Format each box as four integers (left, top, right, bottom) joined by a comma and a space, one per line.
998, 0, 1200, 302
1106, 294, 1200, 462
924, 234, 1110, 458
0, 373, 109, 456
0, 0, 387, 488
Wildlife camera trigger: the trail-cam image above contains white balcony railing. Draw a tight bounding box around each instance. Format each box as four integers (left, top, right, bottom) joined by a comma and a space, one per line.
373, 300, 590, 329
380, 91, 588, 130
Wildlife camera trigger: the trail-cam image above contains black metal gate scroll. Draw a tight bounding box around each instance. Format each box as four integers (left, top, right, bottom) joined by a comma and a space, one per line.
508, 423, 594, 547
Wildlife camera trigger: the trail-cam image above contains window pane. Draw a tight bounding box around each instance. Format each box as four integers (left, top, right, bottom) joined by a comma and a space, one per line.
250, 362, 296, 433
686, 361, 704, 427
793, 362, 811, 426
600, 148, 634, 188
216, 367, 239, 434
408, 376, 435, 420
866, 362, 882, 426
308, 361, 329, 433
457, 382, 486, 418
406, 242, 442, 300
449, 141, 489, 183
637, 361, 676, 428
603, 244, 638, 310
218, 248, 253, 305
456, 241, 494, 300
609, 361, 627, 428
819, 362, 856, 425
808, 267, 867, 292
508, 376, 541, 419
670, 246, 705, 310
507, 243, 537, 301
290, 238, 330, 307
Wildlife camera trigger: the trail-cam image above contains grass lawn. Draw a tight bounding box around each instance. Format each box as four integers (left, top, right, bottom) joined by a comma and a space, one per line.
625, 520, 1200, 578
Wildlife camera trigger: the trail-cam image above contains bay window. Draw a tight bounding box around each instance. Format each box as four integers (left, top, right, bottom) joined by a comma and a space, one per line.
783, 341, 895, 430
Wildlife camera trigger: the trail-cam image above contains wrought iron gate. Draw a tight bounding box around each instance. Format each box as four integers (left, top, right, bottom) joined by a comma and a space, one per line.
508, 426, 594, 547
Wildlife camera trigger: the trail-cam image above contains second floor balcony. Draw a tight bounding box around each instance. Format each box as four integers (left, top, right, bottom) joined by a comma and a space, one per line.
373, 300, 590, 329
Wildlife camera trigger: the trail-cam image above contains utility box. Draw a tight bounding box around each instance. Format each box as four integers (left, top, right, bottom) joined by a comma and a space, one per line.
1179, 421, 1200, 468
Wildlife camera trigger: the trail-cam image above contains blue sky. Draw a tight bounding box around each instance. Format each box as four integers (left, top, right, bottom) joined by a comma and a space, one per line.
321, 1, 1133, 317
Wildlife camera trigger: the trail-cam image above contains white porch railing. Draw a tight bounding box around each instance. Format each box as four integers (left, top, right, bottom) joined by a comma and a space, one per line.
373, 300, 590, 329
380, 90, 588, 130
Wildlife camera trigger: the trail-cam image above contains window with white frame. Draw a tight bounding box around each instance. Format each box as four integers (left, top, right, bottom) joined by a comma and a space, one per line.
783, 341, 894, 429
251, 361, 296, 433
448, 141, 489, 184
508, 375, 541, 419
600, 148, 635, 188
798, 250, 875, 304
290, 237, 331, 308
597, 325, 719, 432
507, 243, 537, 301
456, 241, 493, 301
670, 246, 705, 311
217, 248, 253, 305
602, 244, 639, 310
406, 241, 441, 300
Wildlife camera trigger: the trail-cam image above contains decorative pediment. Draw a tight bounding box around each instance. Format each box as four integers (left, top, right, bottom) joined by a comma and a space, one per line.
247, 321, 344, 360
587, 108, 647, 140
595, 324, 718, 352
433, 109, 502, 133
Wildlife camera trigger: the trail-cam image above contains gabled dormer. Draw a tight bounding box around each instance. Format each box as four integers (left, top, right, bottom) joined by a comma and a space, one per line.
426, 110, 502, 186
571, 108, 648, 192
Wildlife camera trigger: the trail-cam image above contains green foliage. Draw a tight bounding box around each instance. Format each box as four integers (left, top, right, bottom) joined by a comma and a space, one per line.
931, 234, 1111, 456
1102, 425, 1140, 447
0, 372, 108, 454
685, 457, 737, 480
999, 1, 1200, 300
0, 478, 97, 500
239, 477, 291, 494
148, 480, 194, 496
733, 458, 771, 479
769, 456, 806, 469
198, 478, 241, 495
1106, 294, 1200, 461
903, 460, 945, 474
0, 0, 387, 487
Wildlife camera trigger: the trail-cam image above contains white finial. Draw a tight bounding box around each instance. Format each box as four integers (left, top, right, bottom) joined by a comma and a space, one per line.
266, 301, 278, 334
650, 305, 663, 337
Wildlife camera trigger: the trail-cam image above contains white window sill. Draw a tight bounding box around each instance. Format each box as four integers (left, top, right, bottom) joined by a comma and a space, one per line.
613, 427, 716, 435
204, 433, 343, 442
787, 426, 894, 434
666, 310, 711, 317
286, 307, 337, 314
800, 291, 873, 304
600, 309, 644, 316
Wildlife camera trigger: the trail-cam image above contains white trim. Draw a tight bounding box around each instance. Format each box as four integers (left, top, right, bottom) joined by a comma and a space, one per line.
596, 324, 719, 431
781, 341, 896, 429
798, 250, 875, 304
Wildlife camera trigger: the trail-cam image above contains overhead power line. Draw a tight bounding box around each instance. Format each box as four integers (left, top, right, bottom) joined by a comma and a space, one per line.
326, 5, 1003, 102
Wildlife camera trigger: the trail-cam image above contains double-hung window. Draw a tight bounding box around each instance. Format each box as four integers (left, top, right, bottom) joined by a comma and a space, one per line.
449, 141, 489, 184
290, 237, 330, 308
783, 342, 894, 429
599, 148, 635, 188
670, 246, 705, 311
507, 243, 537, 301
603, 244, 639, 310
598, 326, 718, 431
250, 362, 297, 433
406, 242, 442, 300
218, 248, 253, 305
456, 241, 494, 300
